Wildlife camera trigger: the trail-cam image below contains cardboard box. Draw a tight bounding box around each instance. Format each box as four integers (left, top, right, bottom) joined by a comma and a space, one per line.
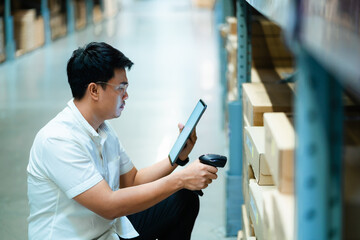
49, 0, 62, 14
244, 126, 274, 185
249, 179, 276, 240
242, 204, 255, 239
262, 190, 275, 240
34, 16, 45, 48
272, 190, 295, 240
252, 17, 282, 36
14, 9, 36, 52
192, 0, 215, 9
93, 5, 103, 23
251, 68, 282, 83
243, 157, 255, 219
227, 17, 237, 35
50, 13, 67, 40
75, 0, 87, 30
264, 113, 295, 194
344, 118, 360, 240
104, 0, 118, 18
242, 83, 294, 126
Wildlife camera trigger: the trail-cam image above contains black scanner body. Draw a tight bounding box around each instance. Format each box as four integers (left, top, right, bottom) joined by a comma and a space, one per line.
199, 154, 227, 168
196, 154, 227, 196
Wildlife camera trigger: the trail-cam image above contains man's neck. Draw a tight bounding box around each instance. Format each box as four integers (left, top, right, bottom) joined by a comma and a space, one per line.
73, 99, 103, 131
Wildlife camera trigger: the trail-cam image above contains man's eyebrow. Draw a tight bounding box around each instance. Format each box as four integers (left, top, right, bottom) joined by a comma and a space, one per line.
120, 82, 128, 86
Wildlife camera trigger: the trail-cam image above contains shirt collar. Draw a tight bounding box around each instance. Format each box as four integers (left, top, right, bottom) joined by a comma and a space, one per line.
67, 99, 108, 144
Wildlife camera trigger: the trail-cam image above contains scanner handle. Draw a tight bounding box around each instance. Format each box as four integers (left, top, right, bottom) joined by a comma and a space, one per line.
194, 154, 227, 197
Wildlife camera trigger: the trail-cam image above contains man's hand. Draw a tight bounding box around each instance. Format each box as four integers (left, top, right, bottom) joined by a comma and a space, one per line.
178, 159, 218, 191
177, 123, 197, 161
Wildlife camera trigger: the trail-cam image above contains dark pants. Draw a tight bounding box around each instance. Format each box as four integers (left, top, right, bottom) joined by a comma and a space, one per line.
119, 189, 200, 240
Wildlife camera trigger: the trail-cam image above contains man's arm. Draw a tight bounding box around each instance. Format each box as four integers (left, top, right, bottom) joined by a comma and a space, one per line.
121, 124, 197, 188
120, 157, 176, 188
74, 160, 217, 220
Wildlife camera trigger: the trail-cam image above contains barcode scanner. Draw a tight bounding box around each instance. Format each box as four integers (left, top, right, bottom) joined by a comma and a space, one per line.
195, 154, 227, 196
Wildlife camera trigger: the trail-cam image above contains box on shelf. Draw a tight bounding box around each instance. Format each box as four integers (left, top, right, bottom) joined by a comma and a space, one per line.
262, 191, 275, 240
14, 9, 36, 52
242, 82, 294, 126
34, 16, 45, 48
104, 0, 119, 18
49, 0, 62, 14
264, 113, 295, 194
344, 118, 360, 240
75, 0, 87, 30
249, 179, 276, 240
252, 17, 282, 36
227, 17, 237, 35
226, 34, 238, 101
192, 0, 215, 9
251, 17, 294, 69
242, 204, 255, 239
244, 126, 274, 185
272, 190, 294, 240
243, 152, 255, 219
50, 13, 67, 40
93, 5, 103, 23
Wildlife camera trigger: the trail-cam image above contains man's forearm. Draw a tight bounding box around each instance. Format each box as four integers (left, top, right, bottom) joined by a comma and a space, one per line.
133, 157, 177, 185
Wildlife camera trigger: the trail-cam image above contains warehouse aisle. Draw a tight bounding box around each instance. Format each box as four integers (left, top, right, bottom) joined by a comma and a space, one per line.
0, 0, 235, 239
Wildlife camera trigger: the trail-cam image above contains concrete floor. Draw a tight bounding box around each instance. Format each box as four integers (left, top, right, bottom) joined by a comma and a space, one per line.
0, 0, 236, 239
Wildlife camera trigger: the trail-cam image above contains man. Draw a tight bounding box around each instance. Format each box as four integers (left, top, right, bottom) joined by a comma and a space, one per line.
27, 42, 218, 240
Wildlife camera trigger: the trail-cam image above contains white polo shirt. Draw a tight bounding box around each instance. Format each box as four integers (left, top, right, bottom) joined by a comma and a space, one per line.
27, 99, 139, 240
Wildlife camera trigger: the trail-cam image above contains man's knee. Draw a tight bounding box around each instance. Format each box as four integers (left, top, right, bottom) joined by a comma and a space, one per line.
174, 189, 200, 217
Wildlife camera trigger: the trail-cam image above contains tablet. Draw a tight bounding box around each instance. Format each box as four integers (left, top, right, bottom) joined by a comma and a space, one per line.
169, 99, 207, 166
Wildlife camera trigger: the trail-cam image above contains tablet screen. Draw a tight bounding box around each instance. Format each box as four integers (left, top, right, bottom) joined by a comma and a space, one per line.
169, 99, 207, 165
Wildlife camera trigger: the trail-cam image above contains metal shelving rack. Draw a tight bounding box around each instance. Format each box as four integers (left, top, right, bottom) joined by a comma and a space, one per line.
2, 0, 107, 63
224, 0, 360, 239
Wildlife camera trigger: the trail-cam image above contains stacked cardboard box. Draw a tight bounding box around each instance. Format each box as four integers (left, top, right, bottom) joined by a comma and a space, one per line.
49, 0, 67, 40
192, 0, 215, 9
244, 127, 274, 185
344, 118, 360, 239
241, 57, 296, 239
242, 82, 294, 126
49, 0, 62, 14
224, 17, 238, 102
75, 0, 87, 30
93, 5, 103, 23
264, 113, 295, 194
0, 17, 5, 62
251, 17, 293, 69
104, 0, 118, 19
50, 14, 67, 40
14, 9, 45, 55
14, 9, 36, 52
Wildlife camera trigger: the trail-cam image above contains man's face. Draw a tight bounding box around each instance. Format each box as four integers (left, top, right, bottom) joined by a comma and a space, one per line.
98, 68, 129, 120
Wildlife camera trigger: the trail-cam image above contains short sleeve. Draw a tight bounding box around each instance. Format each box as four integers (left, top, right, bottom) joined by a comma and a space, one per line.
118, 141, 134, 175
41, 137, 103, 199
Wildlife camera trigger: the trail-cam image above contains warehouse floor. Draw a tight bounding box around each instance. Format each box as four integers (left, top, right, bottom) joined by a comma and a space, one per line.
0, 0, 237, 239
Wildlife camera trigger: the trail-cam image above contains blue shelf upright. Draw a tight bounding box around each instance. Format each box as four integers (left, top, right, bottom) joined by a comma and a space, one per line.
4, 0, 15, 60
41, 0, 52, 45
295, 50, 343, 240
85, 0, 94, 26
67, 0, 75, 34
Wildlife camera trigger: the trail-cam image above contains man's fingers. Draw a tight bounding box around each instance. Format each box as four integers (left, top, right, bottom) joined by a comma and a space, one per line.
178, 123, 184, 133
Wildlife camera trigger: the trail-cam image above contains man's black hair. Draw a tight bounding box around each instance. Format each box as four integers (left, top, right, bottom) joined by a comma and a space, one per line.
67, 42, 134, 100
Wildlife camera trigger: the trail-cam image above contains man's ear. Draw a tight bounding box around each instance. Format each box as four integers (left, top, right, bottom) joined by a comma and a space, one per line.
88, 83, 99, 100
